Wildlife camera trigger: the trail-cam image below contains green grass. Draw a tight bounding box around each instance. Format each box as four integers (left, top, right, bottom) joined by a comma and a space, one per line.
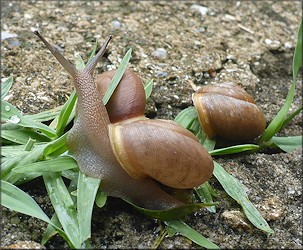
1, 19, 302, 249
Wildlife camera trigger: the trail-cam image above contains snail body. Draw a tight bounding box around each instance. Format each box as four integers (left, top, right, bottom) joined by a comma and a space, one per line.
192, 82, 266, 142
35, 32, 214, 210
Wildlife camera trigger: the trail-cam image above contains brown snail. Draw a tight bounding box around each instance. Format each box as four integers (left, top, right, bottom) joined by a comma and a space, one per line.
34, 31, 214, 210
192, 82, 266, 142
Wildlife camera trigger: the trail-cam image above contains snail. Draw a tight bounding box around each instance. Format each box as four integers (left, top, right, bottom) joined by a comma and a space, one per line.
34, 31, 214, 210
192, 82, 266, 142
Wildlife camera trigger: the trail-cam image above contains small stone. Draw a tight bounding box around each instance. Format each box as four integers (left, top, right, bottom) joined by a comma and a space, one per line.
224, 14, 236, 21
265, 38, 272, 45
190, 4, 208, 16
265, 39, 281, 50
156, 71, 168, 77
226, 54, 234, 60
259, 196, 284, 221
6, 38, 21, 48
152, 48, 167, 60
284, 42, 292, 49
24, 13, 32, 19
10, 216, 20, 224
222, 210, 252, 231
111, 20, 122, 28
1, 31, 17, 40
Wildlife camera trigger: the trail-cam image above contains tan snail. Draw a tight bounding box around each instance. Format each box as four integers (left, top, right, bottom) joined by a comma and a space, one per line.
34, 31, 214, 210
192, 82, 266, 142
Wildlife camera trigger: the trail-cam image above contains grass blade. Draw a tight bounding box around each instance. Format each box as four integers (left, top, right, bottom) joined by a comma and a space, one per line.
281, 105, 302, 129
102, 48, 132, 105
55, 90, 77, 137
1, 144, 44, 157
41, 214, 62, 245
195, 182, 216, 213
1, 128, 51, 144
13, 156, 78, 173
174, 106, 197, 129
258, 78, 297, 144
165, 220, 220, 249
190, 117, 216, 151
25, 105, 62, 122
1, 180, 71, 246
125, 201, 216, 221
269, 135, 302, 152
258, 19, 302, 144
86, 39, 99, 66
209, 144, 259, 156
1, 180, 51, 222
77, 172, 100, 243
75, 54, 86, 70
95, 190, 107, 208
144, 79, 153, 99
43, 173, 81, 248
174, 107, 216, 151
213, 161, 274, 234
1, 145, 46, 183
43, 133, 68, 156
1, 76, 13, 100
2, 101, 56, 137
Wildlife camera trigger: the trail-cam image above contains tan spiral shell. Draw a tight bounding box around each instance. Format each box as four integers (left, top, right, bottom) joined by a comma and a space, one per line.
192, 82, 266, 141
109, 117, 214, 189
95, 69, 146, 123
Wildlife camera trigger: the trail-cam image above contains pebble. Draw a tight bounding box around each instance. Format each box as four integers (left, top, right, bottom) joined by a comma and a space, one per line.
111, 20, 122, 28
1, 31, 18, 40
223, 14, 236, 21
259, 196, 284, 221
190, 4, 208, 16
10, 216, 20, 225
152, 48, 167, 60
284, 42, 292, 49
264, 39, 281, 50
222, 210, 252, 231
156, 71, 168, 77
6, 38, 21, 48
264, 38, 273, 45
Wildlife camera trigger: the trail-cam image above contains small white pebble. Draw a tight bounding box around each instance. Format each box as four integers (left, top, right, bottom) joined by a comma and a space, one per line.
194, 40, 202, 46
1, 31, 17, 40
152, 48, 167, 60
265, 38, 272, 45
224, 14, 236, 21
190, 4, 208, 16
24, 13, 32, 19
284, 42, 292, 48
226, 54, 234, 60
111, 20, 121, 28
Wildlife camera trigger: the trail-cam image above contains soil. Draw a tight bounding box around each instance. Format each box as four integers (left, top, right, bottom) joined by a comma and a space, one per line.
1, 1, 302, 249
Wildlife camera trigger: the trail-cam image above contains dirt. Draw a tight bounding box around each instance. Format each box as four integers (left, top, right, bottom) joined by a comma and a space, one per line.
1, 1, 302, 249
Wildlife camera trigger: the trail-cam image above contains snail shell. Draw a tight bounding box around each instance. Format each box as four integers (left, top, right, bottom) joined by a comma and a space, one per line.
109, 118, 213, 189
192, 82, 266, 142
96, 69, 214, 189
95, 69, 146, 123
